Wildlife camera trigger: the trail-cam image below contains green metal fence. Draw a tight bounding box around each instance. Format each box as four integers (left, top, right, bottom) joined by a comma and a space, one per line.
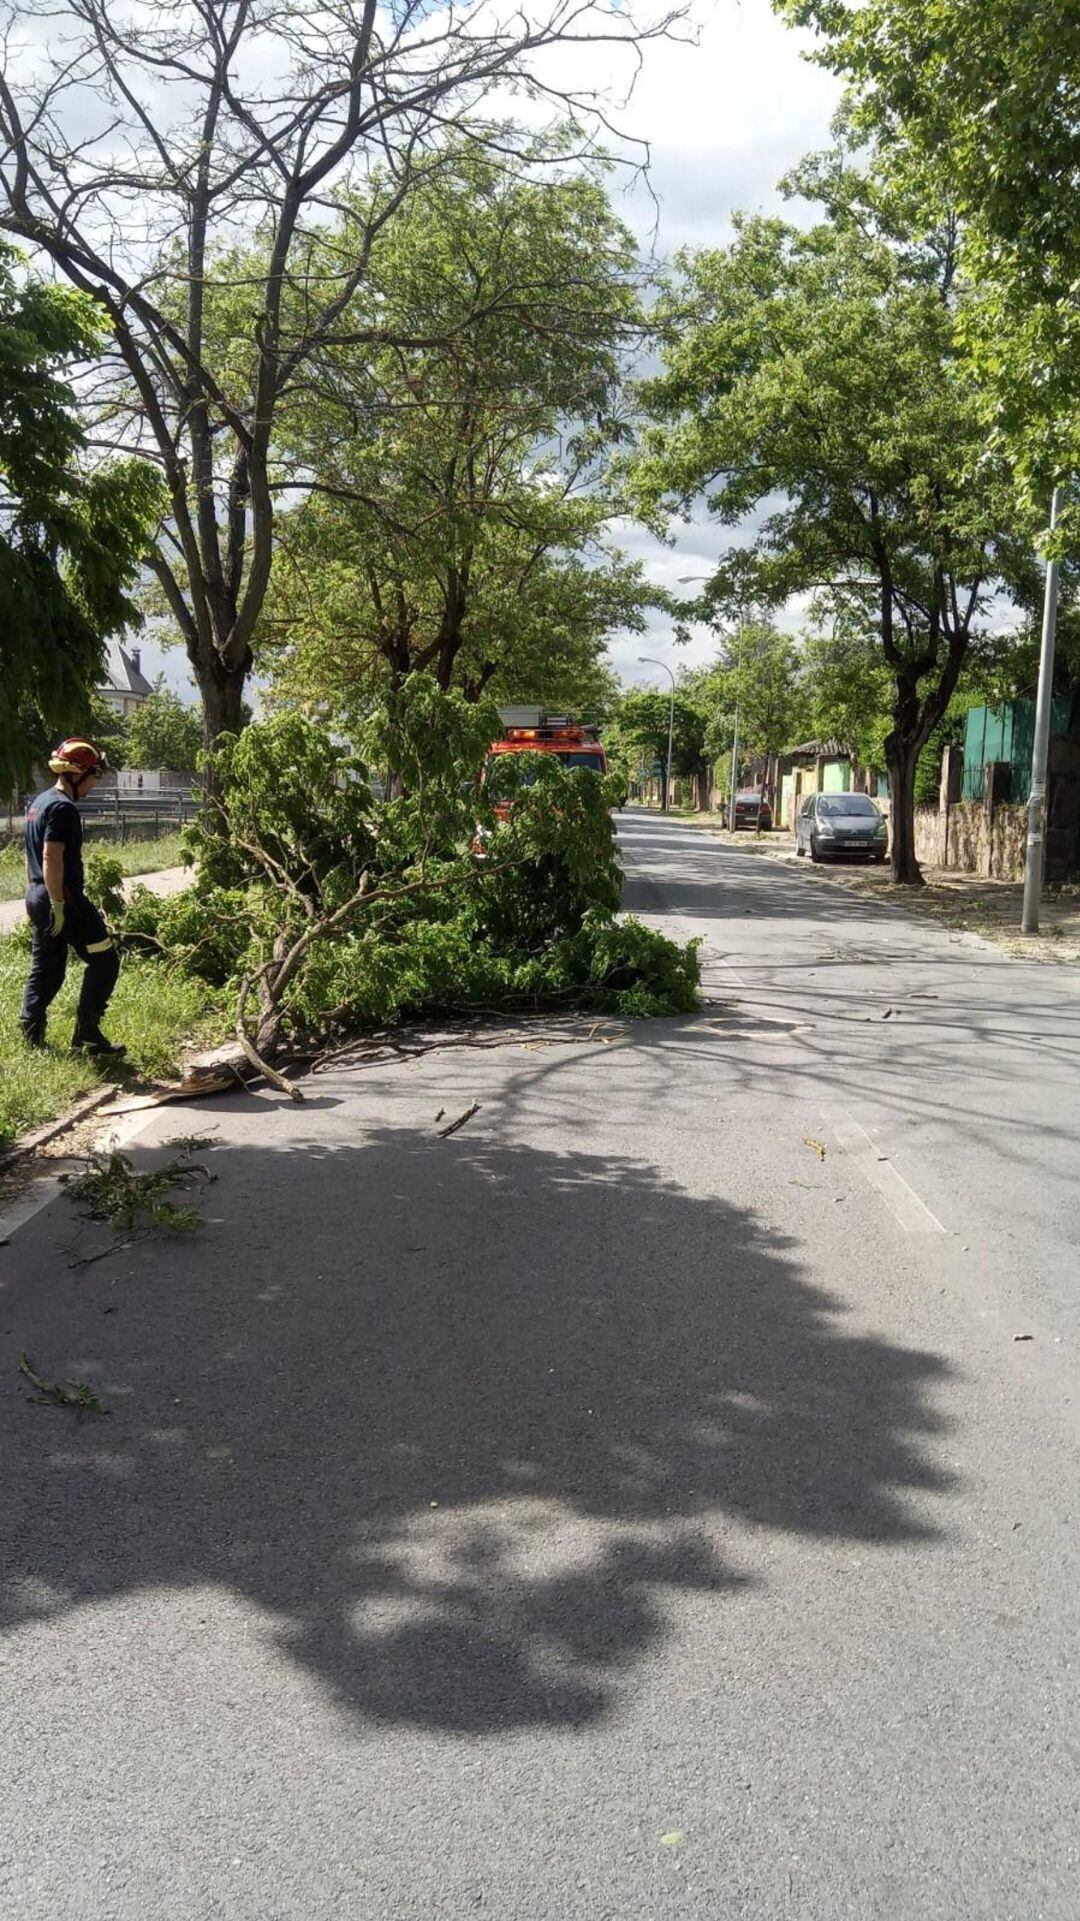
962, 698, 1080, 805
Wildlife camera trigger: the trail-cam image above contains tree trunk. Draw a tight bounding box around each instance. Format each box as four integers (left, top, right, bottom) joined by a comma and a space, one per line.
887, 743, 923, 885
194, 648, 247, 750
198, 660, 246, 748
190, 647, 250, 811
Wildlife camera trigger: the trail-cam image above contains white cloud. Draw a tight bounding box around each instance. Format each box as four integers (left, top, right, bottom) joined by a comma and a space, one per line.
619, 3, 841, 251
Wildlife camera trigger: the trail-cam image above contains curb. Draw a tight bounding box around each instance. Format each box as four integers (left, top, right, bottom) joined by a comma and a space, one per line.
0, 1082, 120, 1174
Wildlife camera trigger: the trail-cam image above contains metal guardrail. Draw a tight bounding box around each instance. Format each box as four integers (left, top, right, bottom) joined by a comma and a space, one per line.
81, 809, 192, 845
8, 789, 197, 845
80, 789, 195, 814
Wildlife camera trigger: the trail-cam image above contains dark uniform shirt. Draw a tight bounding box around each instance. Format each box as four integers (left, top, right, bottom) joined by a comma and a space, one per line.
25, 787, 84, 897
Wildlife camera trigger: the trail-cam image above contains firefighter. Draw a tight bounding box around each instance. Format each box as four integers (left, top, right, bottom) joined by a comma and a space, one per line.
18, 738, 126, 1056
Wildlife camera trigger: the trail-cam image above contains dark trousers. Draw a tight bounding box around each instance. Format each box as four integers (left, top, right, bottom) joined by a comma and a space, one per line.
20, 886, 120, 1034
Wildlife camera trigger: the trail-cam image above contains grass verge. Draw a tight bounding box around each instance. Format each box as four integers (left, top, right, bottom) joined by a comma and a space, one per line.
0, 833, 187, 902
0, 932, 227, 1152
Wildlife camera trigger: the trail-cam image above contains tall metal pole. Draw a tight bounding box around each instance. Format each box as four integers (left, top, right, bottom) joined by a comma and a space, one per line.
1022, 485, 1065, 935
638, 657, 676, 812
728, 618, 745, 831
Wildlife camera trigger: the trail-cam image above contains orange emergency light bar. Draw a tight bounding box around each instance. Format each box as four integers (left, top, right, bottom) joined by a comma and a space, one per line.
503, 723, 595, 745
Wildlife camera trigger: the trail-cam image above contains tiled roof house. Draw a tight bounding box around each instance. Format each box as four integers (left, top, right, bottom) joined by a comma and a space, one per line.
97, 641, 154, 718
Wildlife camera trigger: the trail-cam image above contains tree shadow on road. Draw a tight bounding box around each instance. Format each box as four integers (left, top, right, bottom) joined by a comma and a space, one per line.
0, 1124, 956, 1735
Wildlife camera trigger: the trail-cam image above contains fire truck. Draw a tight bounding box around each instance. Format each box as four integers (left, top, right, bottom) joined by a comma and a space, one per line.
479, 710, 609, 831
486, 710, 607, 780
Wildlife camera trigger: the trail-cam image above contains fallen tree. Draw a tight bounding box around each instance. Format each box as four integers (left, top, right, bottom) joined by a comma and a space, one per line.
121, 679, 700, 1094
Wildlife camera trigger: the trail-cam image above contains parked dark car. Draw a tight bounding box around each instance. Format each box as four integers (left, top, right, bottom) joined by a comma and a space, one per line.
732, 791, 772, 831
795, 791, 888, 862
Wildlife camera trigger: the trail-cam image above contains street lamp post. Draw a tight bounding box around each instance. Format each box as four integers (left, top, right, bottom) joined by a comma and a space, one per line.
726, 619, 747, 831
638, 656, 676, 812
728, 680, 741, 833
1022, 484, 1065, 935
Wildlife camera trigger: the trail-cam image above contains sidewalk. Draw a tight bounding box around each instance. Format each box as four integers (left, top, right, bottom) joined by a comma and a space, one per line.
0, 865, 190, 938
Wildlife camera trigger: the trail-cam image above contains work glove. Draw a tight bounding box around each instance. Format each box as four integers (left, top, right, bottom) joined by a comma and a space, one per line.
48, 897, 66, 938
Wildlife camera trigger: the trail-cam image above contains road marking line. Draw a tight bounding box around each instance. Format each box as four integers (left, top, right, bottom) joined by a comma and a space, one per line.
701, 954, 751, 992
826, 1112, 946, 1236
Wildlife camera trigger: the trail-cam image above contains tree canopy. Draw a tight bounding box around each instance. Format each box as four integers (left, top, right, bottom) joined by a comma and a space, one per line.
799, 626, 892, 772
123, 683, 205, 774
778, 0, 1080, 284
0, 247, 160, 795
686, 621, 809, 776
260, 145, 654, 721
777, 0, 1080, 497
634, 187, 1034, 879
607, 688, 707, 790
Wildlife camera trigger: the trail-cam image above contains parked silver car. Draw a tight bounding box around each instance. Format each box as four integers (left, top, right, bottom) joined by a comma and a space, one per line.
795, 791, 888, 863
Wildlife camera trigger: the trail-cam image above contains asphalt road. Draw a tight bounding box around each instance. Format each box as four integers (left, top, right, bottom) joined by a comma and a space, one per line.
2, 809, 1078, 1920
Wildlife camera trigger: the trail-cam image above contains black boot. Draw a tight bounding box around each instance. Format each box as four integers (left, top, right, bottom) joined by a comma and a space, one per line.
19, 1017, 46, 1049
72, 1021, 126, 1058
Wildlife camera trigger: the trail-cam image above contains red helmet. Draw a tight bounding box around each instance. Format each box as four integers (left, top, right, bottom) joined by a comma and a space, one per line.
49, 738, 107, 777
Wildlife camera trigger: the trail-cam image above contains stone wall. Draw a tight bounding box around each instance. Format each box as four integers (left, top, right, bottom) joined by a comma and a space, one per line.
914, 802, 1027, 879
913, 807, 944, 868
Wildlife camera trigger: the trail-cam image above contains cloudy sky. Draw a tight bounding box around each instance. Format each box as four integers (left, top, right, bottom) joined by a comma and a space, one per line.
134, 0, 841, 704
606, 0, 841, 691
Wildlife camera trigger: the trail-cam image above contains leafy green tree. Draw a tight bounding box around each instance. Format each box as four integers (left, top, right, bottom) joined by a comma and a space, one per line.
800, 626, 892, 771
85, 695, 129, 773
777, 3, 1080, 284
689, 621, 810, 786
0, 247, 161, 795
776, 0, 1080, 499
635, 197, 1033, 882
260, 145, 654, 721
964, 601, 1080, 708
123, 682, 204, 773
607, 688, 707, 804
123, 680, 699, 1081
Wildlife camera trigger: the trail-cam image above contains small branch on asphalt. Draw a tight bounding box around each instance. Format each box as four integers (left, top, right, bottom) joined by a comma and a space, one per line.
19, 1354, 110, 1415
68, 1238, 135, 1272
436, 1101, 481, 1138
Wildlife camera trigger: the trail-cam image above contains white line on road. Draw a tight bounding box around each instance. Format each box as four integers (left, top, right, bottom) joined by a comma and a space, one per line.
826, 1112, 946, 1236
717, 959, 751, 991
